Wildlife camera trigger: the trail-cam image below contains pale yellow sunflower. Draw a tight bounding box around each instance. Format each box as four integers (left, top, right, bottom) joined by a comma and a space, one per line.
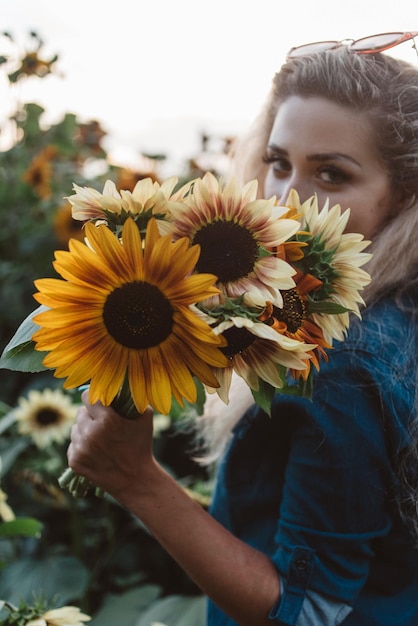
0, 488, 15, 522
0, 459, 14, 522
66, 177, 189, 234
168, 172, 300, 307
286, 190, 372, 343
209, 316, 314, 403
25, 605, 91, 626
14, 388, 77, 449
32, 218, 227, 415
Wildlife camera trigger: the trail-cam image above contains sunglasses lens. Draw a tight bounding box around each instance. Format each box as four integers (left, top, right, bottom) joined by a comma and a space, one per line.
287, 32, 418, 61
287, 41, 339, 58
351, 33, 406, 52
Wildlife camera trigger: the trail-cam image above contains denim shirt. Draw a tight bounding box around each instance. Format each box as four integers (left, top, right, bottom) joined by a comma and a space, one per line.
208, 295, 418, 625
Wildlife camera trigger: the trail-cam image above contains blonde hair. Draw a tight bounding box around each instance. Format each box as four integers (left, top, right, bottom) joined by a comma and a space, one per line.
199, 48, 418, 536
234, 47, 418, 304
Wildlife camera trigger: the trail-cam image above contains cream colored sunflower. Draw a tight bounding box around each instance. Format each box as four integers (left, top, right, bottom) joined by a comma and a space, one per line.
0, 457, 15, 522
286, 190, 372, 343
25, 605, 91, 626
209, 316, 314, 403
0, 488, 15, 522
168, 172, 300, 307
14, 388, 78, 449
67, 176, 190, 233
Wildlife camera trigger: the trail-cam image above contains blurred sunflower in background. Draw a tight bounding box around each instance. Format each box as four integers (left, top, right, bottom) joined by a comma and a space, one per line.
22, 145, 57, 200
53, 202, 86, 246
14, 388, 78, 449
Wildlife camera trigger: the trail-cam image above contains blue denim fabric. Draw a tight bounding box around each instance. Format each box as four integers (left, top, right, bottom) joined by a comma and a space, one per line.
207, 295, 418, 625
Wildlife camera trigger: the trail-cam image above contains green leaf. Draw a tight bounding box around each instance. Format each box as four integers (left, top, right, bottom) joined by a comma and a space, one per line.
0, 306, 49, 372
0, 411, 16, 436
2, 306, 45, 346
136, 593, 207, 626
0, 554, 89, 605
307, 300, 350, 315
251, 379, 276, 416
0, 518, 43, 538
0, 438, 32, 475
280, 371, 314, 400
89, 585, 162, 626
169, 378, 206, 421
0, 340, 48, 372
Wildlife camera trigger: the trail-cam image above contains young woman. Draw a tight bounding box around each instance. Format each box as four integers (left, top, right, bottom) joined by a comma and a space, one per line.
68, 36, 418, 625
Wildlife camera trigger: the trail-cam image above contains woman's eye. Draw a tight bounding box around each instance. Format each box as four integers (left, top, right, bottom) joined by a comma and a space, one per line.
317, 166, 351, 185
262, 154, 291, 175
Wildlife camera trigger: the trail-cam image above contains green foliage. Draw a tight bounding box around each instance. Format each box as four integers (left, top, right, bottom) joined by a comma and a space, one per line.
251, 379, 277, 416
0, 518, 42, 539
0, 597, 50, 626
0, 30, 233, 625
0, 306, 48, 373
295, 230, 340, 301
0, 555, 89, 605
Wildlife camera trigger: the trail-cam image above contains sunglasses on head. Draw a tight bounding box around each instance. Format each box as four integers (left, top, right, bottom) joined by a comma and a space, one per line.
286, 31, 418, 60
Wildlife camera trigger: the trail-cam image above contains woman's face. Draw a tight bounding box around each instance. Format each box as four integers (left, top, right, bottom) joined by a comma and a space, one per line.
263, 96, 401, 239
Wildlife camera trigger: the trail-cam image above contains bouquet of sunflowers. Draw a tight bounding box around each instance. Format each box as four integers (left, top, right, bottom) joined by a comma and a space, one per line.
0, 172, 371, 496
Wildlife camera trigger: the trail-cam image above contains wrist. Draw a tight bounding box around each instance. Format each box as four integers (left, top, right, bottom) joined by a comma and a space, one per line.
115, 457, 174, 512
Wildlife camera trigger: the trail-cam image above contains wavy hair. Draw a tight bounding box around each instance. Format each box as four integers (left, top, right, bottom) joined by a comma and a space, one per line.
201, 48, 418, 537
233, 47, 418, 304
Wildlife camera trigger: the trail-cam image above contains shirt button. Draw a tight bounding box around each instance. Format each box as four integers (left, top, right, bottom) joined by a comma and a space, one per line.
295, 559, 308, 572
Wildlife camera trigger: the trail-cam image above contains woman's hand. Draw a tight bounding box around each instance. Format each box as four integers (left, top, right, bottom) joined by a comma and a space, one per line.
67, 390, 156, 501
67, 392, 281, 626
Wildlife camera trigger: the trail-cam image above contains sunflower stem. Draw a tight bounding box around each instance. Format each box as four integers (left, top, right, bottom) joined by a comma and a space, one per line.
58, 468, 98, 498
111, 376, 142, 420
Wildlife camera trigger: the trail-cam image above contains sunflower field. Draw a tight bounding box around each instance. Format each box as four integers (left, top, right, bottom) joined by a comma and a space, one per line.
0, 32, 231, 626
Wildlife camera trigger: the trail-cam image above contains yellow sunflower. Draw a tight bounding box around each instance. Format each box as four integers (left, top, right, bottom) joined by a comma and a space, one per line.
209, 316, 314, 403
168, 172, 300, 307
22, 145, 57, 199
32, 218, 227, 415
66, 177, 189, 234
14, 388, 78, 449
286, 190, 372, 342
25, 605, 91, 626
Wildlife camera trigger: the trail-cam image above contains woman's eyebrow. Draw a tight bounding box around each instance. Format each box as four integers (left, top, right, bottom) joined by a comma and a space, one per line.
267, 144, 361, 168
307, 152, 361, 167
266, 144, 287, 155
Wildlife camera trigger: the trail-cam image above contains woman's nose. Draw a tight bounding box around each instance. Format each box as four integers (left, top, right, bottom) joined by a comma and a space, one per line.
278, 178, 313, 206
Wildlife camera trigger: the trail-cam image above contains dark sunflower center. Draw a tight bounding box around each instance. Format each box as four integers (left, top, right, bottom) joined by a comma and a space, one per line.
193, 221, 259, 283
36, 408, 60, 426
220, 326, 257, 359
273, 289, 306, 334
103, 281, 174, 349
33, 169, 44, 185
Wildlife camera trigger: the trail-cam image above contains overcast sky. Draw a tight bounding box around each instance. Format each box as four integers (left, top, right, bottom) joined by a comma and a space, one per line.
1, 0, 417, 173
